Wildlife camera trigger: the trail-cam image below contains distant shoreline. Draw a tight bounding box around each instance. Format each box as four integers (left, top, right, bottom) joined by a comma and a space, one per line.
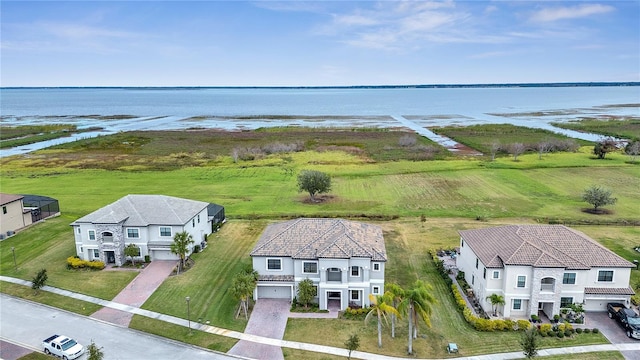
2, 82, 639, 90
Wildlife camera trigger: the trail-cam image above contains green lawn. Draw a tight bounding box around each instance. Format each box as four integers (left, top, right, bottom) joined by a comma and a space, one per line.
0, 215, 137, 299
129, 315, 238, 352
140, 221, 265, 332
1, 148, 638, 222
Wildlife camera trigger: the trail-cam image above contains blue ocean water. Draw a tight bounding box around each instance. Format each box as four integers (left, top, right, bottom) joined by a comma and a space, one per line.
0, 86, 638, 156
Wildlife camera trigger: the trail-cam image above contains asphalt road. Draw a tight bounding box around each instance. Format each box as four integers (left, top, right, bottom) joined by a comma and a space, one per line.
0, 294, 242, 360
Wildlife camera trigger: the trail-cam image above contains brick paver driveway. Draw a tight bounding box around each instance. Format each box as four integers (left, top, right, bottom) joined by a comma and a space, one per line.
91, 260, 177, 326
227, 299, 289, 360
587, 312, 640, 360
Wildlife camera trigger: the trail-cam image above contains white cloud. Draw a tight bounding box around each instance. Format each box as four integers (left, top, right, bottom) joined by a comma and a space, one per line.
40, 22, 141, 40
529, 4, 615, 23
325, 1, 479, 50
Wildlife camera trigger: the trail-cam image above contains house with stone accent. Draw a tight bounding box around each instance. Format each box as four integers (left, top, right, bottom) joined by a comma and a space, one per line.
71, 195, 224, 266
250, 218, 387, 310
456, 225, 635, 319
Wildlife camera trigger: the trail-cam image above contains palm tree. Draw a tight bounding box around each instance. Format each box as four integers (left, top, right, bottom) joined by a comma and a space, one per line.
230, 271, 257, 319
385, 282, 405, 338
486, 293, 505, 316
403, 280, 436, 355
171, 231, 194, 274
365, 292, 399, 348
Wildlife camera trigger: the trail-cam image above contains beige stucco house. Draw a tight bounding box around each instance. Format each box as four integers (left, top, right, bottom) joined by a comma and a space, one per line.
456, 225, 635, 319
0, 193, 32, 237
250, 218, 387, 310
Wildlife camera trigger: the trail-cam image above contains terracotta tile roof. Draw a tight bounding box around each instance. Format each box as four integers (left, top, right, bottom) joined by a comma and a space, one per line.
250, 218, 386, 261
459, 225, 634, 270
584, 287, 636, 295
258, 275, 295, 282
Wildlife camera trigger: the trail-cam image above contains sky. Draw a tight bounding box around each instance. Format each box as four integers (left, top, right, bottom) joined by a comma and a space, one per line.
1, 1, 639, 87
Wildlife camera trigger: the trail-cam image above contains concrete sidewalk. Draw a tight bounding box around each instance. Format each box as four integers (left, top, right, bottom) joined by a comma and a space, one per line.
91, 260, 177, 326
2, 275, 640, 360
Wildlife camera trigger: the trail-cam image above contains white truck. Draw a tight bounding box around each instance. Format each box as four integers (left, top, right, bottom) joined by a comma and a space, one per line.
42, 334, 85, 359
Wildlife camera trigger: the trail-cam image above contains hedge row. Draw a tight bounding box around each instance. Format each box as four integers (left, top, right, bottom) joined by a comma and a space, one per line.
67, 256, 105, 270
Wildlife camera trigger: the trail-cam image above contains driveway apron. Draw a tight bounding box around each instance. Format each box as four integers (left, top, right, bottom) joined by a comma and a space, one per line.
91, 260, 177, 326
228, 299, 289, 360
587, 312, 640, 360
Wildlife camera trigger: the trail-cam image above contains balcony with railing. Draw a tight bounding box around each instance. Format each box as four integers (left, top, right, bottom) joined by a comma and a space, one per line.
540, 278, 556, 293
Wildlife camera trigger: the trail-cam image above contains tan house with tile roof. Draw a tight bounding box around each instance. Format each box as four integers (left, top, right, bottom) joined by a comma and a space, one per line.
457, 225, 635, 318
0, 193, 32, 237
250, 218, 387, 310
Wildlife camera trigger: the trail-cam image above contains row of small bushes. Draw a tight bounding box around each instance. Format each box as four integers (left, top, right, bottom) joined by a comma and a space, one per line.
343, 306, 370, 320
430, 248, 575, 333
67, 256, 105, 270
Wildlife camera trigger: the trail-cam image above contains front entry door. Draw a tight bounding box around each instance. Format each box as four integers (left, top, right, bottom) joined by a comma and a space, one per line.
105, 251, 115, 264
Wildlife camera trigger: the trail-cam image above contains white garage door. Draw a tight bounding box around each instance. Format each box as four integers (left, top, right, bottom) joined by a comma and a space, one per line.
584, 298, 626, 312
151, 250, 176, 261
257, 285, 291, 299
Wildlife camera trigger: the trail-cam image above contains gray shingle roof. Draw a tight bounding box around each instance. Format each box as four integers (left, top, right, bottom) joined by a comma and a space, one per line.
250, 218, 387, 261
71, 195, 209, 226
459, 225, 634, 270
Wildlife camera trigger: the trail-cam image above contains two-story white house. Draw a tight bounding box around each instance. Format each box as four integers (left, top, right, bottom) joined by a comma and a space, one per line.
71, 195, 224, 266
457, 225, 635, 319
250, 218, 387, 310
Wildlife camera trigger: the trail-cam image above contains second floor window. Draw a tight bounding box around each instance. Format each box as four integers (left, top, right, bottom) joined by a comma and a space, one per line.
127, 228, 139, 238
598, 270, 613, 282
267, 258, 282, 271
372, 263, 380, 271
492, 270, 500, 279
88, 230, 96, 241
351, 266, 360, 277
303, 262, 317, 274
517, 275, 526, 288
563, 273, 576, 284
160, 227, 172, 237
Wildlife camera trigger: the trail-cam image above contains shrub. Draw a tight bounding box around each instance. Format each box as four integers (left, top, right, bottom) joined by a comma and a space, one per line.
592, 328, 599, 334
564, 329, 572, 337
547, 331, 555, 337
575, 328, 583, 334
67, 256, 105, 270
632, 294, 640, 306
584, 328, 591, 333
517, 319, 531, 331
540, 323, 552, 333
144, 255, 150, 263
193, 245, 201, 253
557, 331, 565, 338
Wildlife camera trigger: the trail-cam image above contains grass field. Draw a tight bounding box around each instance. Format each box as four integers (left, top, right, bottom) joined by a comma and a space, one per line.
431, 123, 591, 155
1, 147, 638, 222
551, 118, 640, 141
1, 126, 638, 358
